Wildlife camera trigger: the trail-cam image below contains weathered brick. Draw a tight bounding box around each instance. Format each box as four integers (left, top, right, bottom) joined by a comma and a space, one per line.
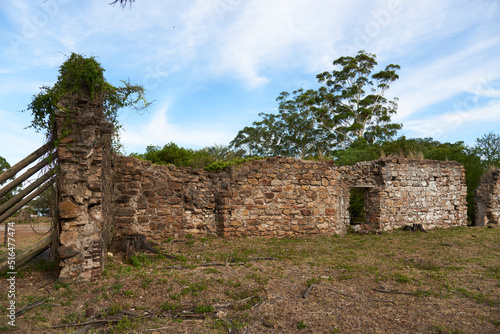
115, 207, 135, 217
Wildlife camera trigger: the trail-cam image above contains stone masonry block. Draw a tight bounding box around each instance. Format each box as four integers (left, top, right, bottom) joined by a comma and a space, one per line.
59, 201, 80, 219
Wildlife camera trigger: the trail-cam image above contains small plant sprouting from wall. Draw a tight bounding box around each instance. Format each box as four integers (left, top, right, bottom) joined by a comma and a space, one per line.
204, 156, 265, 172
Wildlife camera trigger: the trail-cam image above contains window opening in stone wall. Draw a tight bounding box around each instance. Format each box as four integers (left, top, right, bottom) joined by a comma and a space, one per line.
349, 188, 366, 225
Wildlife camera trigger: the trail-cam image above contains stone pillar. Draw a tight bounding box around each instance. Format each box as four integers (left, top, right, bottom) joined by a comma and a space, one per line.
55, 91, 114, 283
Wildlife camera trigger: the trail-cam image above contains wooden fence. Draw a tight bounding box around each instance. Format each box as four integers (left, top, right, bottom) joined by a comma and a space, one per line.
0, 142, 56, 271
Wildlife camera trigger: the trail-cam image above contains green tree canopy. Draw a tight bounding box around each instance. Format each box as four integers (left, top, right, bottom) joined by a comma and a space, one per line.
203, 144, 245, 162
231, 89, 337, 158
29, 186, 54, 216
132, 143, 248, 170
0, 156, 12, 205
231, 51, 402, 157
136, 143, 206, 167
315, 50, 402, 146
0, 156, 9, 174
474, 132, 500, 167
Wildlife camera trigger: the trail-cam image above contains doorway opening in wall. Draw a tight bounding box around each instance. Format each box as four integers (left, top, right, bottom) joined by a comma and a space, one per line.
349, 188, 366, 225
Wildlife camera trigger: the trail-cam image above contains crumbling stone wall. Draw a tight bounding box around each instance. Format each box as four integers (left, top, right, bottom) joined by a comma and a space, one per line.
475, 168, 500, 226
112, 156, 218, 240
55, 93, 114, 283
111, 157, 350, 238
216, 157, 346, 237
111, 156, 468, 239
353, 159, 467, 230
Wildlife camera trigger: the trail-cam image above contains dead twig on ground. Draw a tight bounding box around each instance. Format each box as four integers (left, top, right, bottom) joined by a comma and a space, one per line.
164, 257, 278, 270
14, 287, 50, 317
52, 311, 154, 329
167, 296, 260, 320
302, 284, 316, 298
252, 297, 264, 309
53, 318, 123, 328
371, 289, 414, 296
229, 257, 277, 262
75, 323, 101, 334
326, 287, 394, 304
212, 295, 258, 309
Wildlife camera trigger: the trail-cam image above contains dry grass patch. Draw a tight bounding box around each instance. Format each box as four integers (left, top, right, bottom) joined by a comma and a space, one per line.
0, 226, 499, 333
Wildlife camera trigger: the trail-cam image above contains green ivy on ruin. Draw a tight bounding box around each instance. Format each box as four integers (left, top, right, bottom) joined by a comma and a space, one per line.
24, 53, 150, 150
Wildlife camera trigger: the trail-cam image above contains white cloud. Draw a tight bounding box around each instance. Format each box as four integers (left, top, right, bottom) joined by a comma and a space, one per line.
403, 99, 500, 141
392, 36, 500, 120
211, 0, 352, 87
1, 0, 500, 161
120, 101, 236, 152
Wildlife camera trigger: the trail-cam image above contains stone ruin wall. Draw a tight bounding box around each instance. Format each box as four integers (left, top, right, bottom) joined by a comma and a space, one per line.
475, 168, 500, 226
55, 94, 114, 283
217, 157, 347, 237
373, 159, 466, 230
111, 156, 468, 240
112, 156, 218, 241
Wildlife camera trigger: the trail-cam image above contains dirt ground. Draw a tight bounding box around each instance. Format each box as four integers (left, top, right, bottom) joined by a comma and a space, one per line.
0, 225, 499, 333
0, 222, 52, 248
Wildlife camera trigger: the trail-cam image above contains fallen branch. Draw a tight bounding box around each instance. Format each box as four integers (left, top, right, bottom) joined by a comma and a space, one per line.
14, 287, 51, 317
148, 327, 169, 332
175, 313, 206, 319
75, 323, 101, 334
164, 257, 278, 270
167, 296, 260, 320
304, 311, 335, 314
302, 284, 316, 298
176, 296, 259, 314
165, 262, 244, 269
52, 311, 153, 329
53, 318, 123, 328
252, 297, 264, 309
326, 287, 394, 304
231, 257, 277, 262
371, 289, 414, 296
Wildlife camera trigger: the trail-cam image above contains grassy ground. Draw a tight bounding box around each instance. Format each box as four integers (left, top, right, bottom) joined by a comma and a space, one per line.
0, 226, 499, 333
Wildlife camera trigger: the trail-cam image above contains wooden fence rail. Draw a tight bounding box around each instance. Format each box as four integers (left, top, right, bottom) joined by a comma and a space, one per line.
0, 142, 56, 226
0, 158, 51, 198
0, 142, 53, 185
0, 142, 56, 271
0, 234, 53, 273
0, 169, 56, 222
0, 177, 55, 225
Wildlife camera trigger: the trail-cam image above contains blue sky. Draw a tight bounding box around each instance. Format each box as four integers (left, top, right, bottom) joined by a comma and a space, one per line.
1, 0, 500, 165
